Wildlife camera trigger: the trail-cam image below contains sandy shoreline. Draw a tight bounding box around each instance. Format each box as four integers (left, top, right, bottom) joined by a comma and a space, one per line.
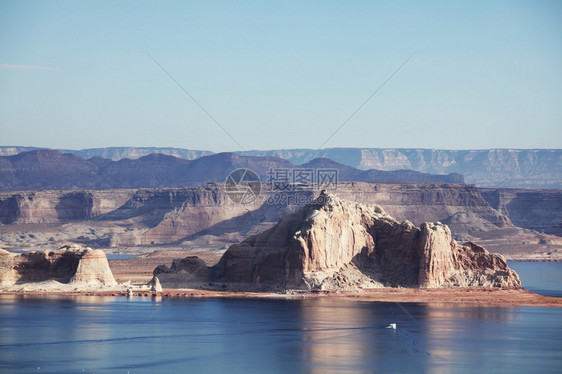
2, 287, 560, 308
3, 248, 560, 308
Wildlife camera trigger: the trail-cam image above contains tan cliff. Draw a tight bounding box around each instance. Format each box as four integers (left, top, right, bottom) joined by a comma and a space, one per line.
2, 183, 558, 261
0, 190, 135, 224
0, 245, 117, 288
156, 192, 521, 290
110, 183, 515, 246
481, 188, 562, 235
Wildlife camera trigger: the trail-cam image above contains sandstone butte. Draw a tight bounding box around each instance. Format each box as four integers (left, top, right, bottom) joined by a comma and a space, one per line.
0, 244, 116, 288
154, 191, 522, 291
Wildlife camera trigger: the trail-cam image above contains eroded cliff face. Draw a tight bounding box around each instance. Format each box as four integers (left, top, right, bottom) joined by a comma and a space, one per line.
114, 183, 513, 246
334, 182, 512, 237
481, 188, 562, 235
0, 245, 116, 287
160, 192, 521, 290
416, 224, 518, 288
138, 188, 254, 245
0, 183, 521, 252
0, 190, 135, 224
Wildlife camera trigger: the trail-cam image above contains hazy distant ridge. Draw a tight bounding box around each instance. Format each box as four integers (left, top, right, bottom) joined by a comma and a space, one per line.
1, 146, 560, 188
0, 150, 462, 190
0, 146, 212, 161
239, 148, 562, 188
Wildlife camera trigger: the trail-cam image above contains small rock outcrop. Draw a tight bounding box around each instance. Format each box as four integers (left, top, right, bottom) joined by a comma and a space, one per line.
154, 256, 210, 279
148, 276, 163, 292
0, 245, 117, 288
153, 256, 211, 287
155, 192, 521, 290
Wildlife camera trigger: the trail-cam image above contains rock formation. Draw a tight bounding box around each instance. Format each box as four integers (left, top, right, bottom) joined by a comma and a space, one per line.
481, 188, 562, 235
0, 245, 116, 287
0, 181, 520, 247
0, 189, 134, 224
107, 182, 514, 246
148, 276, 163, 292
154, 256, 211, 287
3, 183, 556, 262
155, 192, 521, 290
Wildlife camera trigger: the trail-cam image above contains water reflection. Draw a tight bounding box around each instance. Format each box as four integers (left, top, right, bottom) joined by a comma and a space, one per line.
422, 305, 521, 373
2, 294, 117, 304
0, 296, 560, 373
0, 295, 114, 371
297, 299, 435, 373
299, 299, 380, 373
296, 300, 530, 373
424, 304, 518, 321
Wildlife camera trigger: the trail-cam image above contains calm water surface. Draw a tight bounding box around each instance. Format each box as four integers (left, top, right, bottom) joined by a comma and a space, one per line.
509, 261, 562, 297
0, 262, 560, 373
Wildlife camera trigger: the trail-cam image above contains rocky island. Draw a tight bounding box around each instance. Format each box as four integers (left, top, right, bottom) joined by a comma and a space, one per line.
0, 244, 118, 292
0, 193, 560, 307
154, 191, 521, 291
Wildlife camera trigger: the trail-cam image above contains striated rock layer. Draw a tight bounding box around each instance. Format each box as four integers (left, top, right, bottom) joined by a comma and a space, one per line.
1, 182, 520, 250
481, 188, 562, 235
0, 189, 134, 224
156, 192, 521, 290
0, 245, 116, 287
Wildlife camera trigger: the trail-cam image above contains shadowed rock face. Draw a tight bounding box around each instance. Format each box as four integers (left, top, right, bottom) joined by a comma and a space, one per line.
0, 182, 520, 250
109, 182, 514, 247
0, 245, 116, 287
416, 224, 517, 288
158, 192, 521, 290
481, 188, 562, 235
0, 190, 134, 224
155, 256, 210, 279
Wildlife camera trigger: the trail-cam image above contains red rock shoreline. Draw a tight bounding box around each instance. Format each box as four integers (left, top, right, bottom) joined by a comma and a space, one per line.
2, 287, 560, 308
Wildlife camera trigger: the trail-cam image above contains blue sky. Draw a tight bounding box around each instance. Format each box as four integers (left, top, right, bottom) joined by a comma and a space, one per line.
1, 0, 561, 152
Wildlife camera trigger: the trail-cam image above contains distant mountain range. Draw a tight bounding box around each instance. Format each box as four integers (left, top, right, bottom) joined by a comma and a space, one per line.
0, 150, 463, 190
1, 146, 560, 188
0, 146, 212, 161
240, 148, 562, 188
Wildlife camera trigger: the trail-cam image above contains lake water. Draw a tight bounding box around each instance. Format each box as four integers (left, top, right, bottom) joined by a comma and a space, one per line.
0, 262, 560, 373
508, 261, 562, 298
106, 254, 136, 260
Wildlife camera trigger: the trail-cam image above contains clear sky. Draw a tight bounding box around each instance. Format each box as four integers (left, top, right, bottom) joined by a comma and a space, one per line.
1, 0, 561, 152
